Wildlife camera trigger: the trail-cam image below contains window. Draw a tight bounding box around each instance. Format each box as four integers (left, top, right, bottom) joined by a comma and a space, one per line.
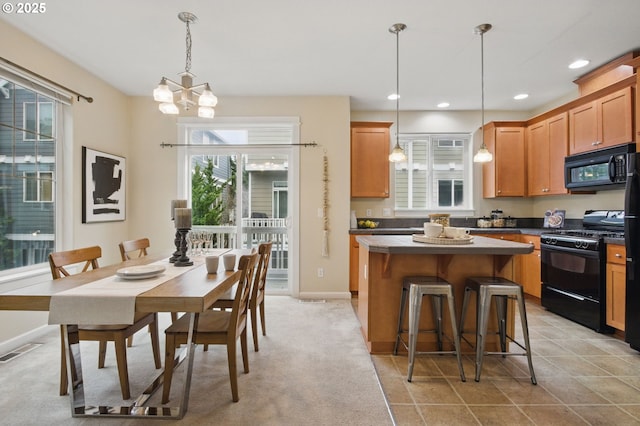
0, 74, 67, 274
23, 171, 54, 202
23, 101, 54, 141
272, 181, 288, 219
394, 133, 473, 212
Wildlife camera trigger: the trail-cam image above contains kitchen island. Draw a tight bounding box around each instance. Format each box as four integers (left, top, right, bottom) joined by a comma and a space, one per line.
355, 234, 534, 354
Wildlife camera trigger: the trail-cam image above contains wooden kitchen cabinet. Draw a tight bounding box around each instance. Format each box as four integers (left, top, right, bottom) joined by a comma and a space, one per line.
349, 234, 370, 293
519, 235, 541, 298
475, 233, 520, 241
527, 113, 568, 196
569, 86, 633, 155
482, 122, 526, 198
351, 122, 392, 198
606, 244, 626, 331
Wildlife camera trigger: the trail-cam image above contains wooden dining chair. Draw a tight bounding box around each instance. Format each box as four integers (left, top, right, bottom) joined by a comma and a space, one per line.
211, 241, 273, 351
118, 237, 150, 261
49, 246, 162, 399
118, 237, 176, 347
162, 252, 258, 404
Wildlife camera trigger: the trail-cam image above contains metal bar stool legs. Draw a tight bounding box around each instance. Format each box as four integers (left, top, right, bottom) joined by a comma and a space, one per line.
461, 277, 536, 384
395, 276, 465, 383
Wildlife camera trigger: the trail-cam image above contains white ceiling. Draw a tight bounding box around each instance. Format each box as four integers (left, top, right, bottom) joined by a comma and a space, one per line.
2, 0, 639, 112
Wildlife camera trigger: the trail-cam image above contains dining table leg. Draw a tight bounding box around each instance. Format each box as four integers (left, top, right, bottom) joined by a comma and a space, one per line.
62, 312, 201, 419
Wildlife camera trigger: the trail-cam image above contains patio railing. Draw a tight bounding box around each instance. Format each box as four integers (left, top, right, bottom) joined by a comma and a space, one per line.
192, 218, 288, 271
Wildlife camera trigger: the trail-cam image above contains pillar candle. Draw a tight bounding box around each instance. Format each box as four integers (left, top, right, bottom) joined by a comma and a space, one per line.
171, 199, 187, 219
174, 208, 191, 229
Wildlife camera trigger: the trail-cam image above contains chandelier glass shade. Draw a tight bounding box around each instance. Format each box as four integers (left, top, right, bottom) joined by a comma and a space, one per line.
153, 12, 217, 118
388, 23, 407, 163
473, 23, 493, 163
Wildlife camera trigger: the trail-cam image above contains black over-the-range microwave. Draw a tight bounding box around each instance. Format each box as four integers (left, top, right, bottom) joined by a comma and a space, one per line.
565, 142, 636, 191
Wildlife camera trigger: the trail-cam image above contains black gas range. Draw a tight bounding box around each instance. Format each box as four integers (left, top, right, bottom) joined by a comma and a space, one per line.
540, 210, 624, 333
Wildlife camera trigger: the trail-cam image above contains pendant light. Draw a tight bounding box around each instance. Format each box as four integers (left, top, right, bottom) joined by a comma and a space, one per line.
388, 23, 407, 163
473, 23, 493, 163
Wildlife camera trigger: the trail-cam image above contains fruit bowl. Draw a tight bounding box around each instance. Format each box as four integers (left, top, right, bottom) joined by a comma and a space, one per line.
357, 220, 379, 229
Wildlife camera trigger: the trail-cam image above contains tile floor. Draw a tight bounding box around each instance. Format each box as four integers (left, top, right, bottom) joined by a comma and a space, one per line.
371, 299, 640, 425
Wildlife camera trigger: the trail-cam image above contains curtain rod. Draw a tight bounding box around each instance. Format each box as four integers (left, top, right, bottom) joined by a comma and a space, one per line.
160, 142, 318, 148
0, 56, 93, 103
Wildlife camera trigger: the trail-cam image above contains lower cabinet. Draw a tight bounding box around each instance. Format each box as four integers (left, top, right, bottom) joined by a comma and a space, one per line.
606, 244, 626, 331
349, 234, 370, 293
519, 235, 541, 298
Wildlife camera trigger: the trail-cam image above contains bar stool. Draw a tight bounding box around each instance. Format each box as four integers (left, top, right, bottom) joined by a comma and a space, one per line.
394, 276, 466, 382
459, 276, 536, 384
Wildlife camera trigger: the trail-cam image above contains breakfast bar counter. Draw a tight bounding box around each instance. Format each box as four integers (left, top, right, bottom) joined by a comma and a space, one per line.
355, 235, 533, 354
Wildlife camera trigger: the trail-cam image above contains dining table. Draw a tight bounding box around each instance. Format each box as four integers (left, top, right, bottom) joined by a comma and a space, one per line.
0, 248, 240, 419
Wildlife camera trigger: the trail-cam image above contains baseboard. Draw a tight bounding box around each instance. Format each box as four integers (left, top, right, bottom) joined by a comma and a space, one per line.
0, 324, 56, 354
298, 291, 352, 300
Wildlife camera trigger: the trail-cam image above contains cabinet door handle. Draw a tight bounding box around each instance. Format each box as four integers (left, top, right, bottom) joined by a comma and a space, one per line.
616, 253, 622, 258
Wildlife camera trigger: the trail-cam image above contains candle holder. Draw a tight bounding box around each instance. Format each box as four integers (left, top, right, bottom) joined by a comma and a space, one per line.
174, 228, 193, 267
169, 229, 182, 263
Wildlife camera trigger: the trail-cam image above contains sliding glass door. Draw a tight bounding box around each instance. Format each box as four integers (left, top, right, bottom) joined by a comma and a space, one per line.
177, 119, 299, 295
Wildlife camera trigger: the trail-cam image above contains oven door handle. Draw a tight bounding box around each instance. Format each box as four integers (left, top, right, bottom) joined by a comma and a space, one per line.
540, 244, 600, 258
546, 286, 586, 301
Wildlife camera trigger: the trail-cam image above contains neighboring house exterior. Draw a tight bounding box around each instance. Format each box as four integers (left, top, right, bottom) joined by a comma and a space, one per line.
0, 81, 55, 271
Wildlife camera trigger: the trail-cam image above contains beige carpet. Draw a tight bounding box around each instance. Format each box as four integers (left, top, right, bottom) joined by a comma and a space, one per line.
0, 296, 393, 425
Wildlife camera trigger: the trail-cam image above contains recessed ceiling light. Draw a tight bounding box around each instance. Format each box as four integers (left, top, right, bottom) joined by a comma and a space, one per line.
437, 102, 450, 108
387, 94, 399, 100
513, 93, 529, 100
569, 59, 590, 69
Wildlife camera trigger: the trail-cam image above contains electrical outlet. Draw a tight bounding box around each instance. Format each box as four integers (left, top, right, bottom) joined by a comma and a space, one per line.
317, 267, 324, 278
366, 209, 373, 217
317, 207, 323, 218
382, 208, 391, 217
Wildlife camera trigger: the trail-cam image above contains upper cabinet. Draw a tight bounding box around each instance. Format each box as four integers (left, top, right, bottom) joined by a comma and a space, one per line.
527, 112, 569, 196
569, 86, 633, 154
350, 122, 392, 198
482, 122, 526, 198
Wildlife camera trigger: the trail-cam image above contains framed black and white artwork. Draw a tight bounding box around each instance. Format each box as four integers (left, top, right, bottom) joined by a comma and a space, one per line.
82, 147, 126, 223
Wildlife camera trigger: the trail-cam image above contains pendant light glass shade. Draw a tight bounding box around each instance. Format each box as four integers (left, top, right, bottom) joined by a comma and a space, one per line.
159, 102, 179, 114
473, 146, 493, 162
153, 78, 174, 103
389, 144, 407, 162
198, 106, 215, 118
473, 23, 493, 163
198, 84, 218, 107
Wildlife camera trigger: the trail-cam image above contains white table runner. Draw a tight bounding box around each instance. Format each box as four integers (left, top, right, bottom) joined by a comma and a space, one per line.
48, 258, 203, 325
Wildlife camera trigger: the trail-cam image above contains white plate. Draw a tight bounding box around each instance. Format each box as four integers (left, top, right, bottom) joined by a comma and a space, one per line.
116, 264, 166, 280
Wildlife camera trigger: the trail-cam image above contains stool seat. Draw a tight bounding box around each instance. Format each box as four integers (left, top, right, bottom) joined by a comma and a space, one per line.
460, 276, 536, 384
394, 276, 465, 382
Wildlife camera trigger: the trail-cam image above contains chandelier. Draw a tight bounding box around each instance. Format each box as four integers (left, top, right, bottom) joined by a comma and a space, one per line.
153, 12, 218, 118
